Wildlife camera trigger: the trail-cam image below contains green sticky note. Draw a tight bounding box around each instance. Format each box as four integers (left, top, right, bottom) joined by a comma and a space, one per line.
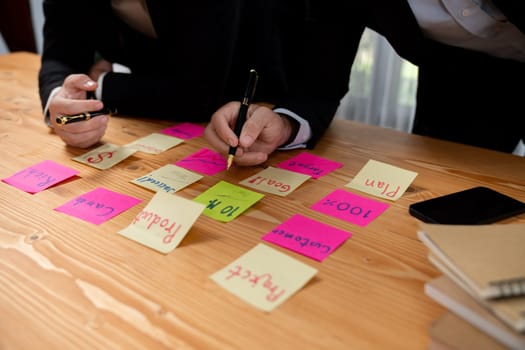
193, 180, 264, 222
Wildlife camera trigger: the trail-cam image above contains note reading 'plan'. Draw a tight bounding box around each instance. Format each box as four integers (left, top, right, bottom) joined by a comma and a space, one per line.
345, 159, 417, 201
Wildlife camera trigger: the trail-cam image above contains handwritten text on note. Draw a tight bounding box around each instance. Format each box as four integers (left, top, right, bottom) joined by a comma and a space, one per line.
262, 214, 351, 261
193, 181, 264, 222
160, 122, 205, 140
210, 243, 317, 311
73, 143, 137, 170
119, 191, 204, 253
125, 133, 183, 154
239, 167, 310, 196
276, 152, 343, 179
175, 148, 227, 175
2, 160, 79, 193
345, 159, 417, 201
311, 189, 389, 226
54, 187, 141, 225
131, 164, 202, 193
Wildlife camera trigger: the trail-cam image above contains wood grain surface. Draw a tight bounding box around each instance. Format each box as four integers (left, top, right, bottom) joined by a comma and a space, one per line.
1, 52, 524, 350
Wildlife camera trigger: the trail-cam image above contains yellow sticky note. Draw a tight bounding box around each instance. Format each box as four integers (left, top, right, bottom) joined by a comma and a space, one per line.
239, 167, 311, 196
119, 191, 204, 254
193, 181, 264, 222
345, 159, 417, 201
131, 164, 202, 193
125, 133, 183, 154
210, 243, 318, 312
72, 143, 137, 170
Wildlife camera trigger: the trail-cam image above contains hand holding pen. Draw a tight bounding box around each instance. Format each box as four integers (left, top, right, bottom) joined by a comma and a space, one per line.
55, 107, 115, 125
49, 75, 111, 148
227, 69, 259, 170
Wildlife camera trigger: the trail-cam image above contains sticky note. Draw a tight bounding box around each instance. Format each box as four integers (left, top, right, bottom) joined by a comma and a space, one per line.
160, 122, 205, 140
175, 148, 227, 175
345, 159, 417, 201
210, 243, 317, 312
239, 167, 310, 196
125, 133, 183, 154
193, 180, 264, 222
311, 189, 389, 226
54, 187, 141, 225
275, 152, 343, 179
262, 214, 351, 261
131, 164, 202, 193
119, 191, 205, 254
72, 143, 136, 170
2, 160, 79, 193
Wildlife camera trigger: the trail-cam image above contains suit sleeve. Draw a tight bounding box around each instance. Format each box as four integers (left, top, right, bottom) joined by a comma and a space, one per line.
273, 1, 365, 148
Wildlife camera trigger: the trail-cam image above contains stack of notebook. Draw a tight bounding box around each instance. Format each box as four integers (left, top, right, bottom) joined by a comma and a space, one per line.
417, 223, 525, 350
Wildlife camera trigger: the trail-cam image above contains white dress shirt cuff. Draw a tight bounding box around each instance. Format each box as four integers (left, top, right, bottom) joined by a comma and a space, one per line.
95, 71, 108, 100
273, 107, 312, 150
43, 86, 62, 127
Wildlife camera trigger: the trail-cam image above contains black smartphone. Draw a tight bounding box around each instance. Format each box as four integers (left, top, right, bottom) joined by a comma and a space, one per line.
408, 186, 525, 224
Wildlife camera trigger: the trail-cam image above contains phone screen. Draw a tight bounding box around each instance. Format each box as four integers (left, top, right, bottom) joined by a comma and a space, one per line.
408, 186, 525, 224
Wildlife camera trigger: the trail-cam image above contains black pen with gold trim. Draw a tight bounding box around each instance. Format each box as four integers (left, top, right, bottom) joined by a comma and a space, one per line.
227, 69, 259, 170
55, 108, 114, 125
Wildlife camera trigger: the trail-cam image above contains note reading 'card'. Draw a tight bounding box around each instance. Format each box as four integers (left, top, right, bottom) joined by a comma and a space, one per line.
210, 243, 318, 312
54, 187, 142, 225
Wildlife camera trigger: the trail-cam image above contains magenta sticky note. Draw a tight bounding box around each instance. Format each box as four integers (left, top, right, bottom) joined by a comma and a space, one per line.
311, 189, 389, 227
262, 214, 351, 261
2, 160, 79, 194
275, 152, 343, 179
175, 148, 227, 175
160, 123, 205, 140
55, 187, 142, 225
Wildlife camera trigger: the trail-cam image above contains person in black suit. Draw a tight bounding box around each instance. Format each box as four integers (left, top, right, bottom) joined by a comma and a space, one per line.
409, 0, 525, 153
206, 0, 524, 165
38, 0, 364, 149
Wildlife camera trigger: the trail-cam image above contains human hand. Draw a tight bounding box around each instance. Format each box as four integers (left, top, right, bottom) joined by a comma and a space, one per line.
88, 59, 112, 81
204, 102, 294, 166
48, 74, 109, 148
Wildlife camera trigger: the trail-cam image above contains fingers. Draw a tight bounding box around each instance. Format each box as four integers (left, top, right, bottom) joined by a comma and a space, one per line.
49, 74, 107, 148
88, 59, 112, 81
204, 101, 241, 153
54, 115, 109, 148
204, 102, 288, 167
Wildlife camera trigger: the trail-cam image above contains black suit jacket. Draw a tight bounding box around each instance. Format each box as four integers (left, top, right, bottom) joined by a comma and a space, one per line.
38, 0, 362, 145
411, 0, 525, 152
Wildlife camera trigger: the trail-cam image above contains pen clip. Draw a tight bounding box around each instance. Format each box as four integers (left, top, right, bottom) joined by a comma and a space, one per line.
242, 69, 259, 105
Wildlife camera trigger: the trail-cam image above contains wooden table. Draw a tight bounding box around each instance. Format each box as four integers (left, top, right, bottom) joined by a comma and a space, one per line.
1, 52, 524, 350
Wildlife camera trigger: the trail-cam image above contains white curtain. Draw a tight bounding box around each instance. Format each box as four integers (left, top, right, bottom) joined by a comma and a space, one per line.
336, 28, 418, 133
336, 28, 524, 156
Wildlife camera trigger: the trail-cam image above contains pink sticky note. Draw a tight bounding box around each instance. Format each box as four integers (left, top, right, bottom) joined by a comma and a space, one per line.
175, 148, 227, 175
311, 189, 389, 227
2, 160, 79, 194
160, 123, 205, 140
262, 214, 351, 261
276, 152, 343, 179
55, 187, 142, 225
